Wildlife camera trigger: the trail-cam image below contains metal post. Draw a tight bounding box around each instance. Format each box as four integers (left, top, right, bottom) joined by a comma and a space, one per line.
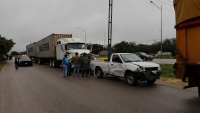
108, 0, 113, 59
150, 1, 162, 56
77, 27, 86, 43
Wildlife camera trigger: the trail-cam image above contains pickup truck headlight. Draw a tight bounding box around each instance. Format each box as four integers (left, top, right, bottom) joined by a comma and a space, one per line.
137, 66, 145, 72
158, 65, 161, 71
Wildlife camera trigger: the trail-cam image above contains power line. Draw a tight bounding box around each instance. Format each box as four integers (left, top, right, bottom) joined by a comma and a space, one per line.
155, 0, 173, 6
138, 0, 174, 12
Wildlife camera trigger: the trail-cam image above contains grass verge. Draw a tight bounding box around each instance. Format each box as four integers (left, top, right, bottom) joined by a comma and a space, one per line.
0, 60, 5, 72
159, 64, 187, 86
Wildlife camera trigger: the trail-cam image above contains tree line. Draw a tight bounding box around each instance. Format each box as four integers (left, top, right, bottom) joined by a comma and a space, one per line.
2, 37, 175, 59
90, 38, 176, 56
0, 35, 15, 60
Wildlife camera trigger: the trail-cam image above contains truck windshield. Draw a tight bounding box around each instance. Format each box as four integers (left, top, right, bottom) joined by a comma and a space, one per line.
65, 43, 86, 50
120, 54, 143, 62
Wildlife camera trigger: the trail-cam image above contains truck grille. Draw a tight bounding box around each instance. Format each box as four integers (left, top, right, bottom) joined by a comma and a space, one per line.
145, 67, 158, 71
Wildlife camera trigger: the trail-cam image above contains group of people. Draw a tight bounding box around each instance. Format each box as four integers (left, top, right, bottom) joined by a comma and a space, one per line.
62, 52, 94, 78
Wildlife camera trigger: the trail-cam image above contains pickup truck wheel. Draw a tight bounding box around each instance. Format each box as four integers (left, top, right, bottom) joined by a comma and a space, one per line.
96, 67, 103, 78
147, 80, 156, 84
126, 72, 137, 86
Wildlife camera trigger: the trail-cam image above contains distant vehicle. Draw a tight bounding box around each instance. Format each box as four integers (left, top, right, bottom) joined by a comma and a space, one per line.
18, 55, 33, 66
155, 51, 172, 57
90, 53, 161, 86
8, 55, 12, 60
135, 52, 153, 61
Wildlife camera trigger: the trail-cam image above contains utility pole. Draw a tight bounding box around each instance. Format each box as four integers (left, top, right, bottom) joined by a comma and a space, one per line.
108, 0, 113, 58
150, 1, 162, 55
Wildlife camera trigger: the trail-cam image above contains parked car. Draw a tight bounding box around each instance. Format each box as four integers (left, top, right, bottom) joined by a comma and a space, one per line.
135, 52, 153, 61
18, 55, 33, 66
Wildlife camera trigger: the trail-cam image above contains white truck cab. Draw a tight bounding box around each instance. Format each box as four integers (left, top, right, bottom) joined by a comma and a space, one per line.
56, 38, 90, 60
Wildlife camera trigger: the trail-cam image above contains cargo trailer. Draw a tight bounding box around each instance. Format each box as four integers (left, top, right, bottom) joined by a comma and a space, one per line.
174, 0, 200, 97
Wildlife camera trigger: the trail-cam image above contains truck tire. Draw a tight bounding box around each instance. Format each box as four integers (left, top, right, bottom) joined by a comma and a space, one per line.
52, 59, 59, 68
126, 72, 137, 86
38, 59, 42, 64
96, 67, 103, 78
147, 79, 156, 84
49, 59, 52, 67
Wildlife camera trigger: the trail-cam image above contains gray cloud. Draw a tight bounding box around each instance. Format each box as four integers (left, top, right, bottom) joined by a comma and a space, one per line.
0, 0, 175, 52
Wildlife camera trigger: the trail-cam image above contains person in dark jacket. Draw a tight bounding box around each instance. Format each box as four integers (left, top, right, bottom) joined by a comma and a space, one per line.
80, 53, 90, 77
14, 55, 19, 70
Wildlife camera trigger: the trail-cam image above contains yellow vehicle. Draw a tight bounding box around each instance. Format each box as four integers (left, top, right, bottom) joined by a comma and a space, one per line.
174, 0, 200, 97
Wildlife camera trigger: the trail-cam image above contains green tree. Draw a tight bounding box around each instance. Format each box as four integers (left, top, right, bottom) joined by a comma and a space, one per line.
162, 38, 176, 55
11, 51, 19, 56
0, 36, 15, 60
113, 41, 136, 53
91, 44, 103, 54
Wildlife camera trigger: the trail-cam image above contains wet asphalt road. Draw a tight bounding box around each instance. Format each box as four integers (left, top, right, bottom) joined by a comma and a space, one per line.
0, 60, 200, 113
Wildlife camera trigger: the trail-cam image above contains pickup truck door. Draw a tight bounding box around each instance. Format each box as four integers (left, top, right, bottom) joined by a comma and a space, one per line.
109, 54, 124, 76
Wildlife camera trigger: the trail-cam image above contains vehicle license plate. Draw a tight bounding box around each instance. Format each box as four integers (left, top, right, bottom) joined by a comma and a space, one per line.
25, 63, 28, 64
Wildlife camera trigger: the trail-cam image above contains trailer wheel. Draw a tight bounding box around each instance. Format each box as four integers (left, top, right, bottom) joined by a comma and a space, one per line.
52, 59, 55, 68
96, 67, 103, 78
49, 59, 52, 67
38, 59, 41, 64
52, 59, 59, 68
147, 79, 156, 84
126, 72, 137, 86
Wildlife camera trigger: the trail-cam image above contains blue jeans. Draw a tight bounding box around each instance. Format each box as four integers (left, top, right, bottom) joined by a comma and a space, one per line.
73, 64, 80, 77
63, 65, 68, 77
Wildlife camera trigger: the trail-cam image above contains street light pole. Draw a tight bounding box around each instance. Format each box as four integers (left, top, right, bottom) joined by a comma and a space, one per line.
77, 27, 86, 43
150, 1, 162, 55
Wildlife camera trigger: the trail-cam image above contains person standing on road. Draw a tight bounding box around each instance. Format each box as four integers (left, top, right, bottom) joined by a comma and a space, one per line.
66, 52, 72, 76
88, 53, 94, 76
62, 54, 69, 78
71, 52, 81, 77
14, 55, 19, 70
80, 53, 90, 77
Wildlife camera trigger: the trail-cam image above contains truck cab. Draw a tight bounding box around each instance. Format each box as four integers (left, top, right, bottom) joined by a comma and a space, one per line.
56, 38, 90, 60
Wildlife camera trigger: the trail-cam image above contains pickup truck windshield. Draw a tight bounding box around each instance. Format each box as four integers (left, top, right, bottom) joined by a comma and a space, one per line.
120, 54, 143, 62
65, 43, 86, 50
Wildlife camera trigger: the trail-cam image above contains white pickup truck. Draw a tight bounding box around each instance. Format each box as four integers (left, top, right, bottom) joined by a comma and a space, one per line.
90, 53, 161, 86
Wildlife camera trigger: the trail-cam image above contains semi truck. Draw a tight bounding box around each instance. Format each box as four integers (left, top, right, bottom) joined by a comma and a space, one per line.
26, 34, 90, 68
174, 0, 200, 97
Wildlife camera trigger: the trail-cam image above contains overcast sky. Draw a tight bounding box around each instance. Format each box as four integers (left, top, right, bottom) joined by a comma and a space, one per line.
0, 0, 175, 52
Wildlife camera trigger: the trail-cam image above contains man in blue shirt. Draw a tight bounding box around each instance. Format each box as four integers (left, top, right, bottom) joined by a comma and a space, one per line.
62, 55, 69, 78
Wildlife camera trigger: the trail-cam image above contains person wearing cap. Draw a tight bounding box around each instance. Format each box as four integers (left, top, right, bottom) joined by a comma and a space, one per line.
62, 54, 69, 78
80, 53, 90, 77
71, 52, 81, 77
66, 52, 72, 76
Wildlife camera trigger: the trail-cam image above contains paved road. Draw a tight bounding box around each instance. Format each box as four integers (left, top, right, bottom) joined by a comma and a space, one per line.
0, 60, 200, 113
150, 59, 176, 64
